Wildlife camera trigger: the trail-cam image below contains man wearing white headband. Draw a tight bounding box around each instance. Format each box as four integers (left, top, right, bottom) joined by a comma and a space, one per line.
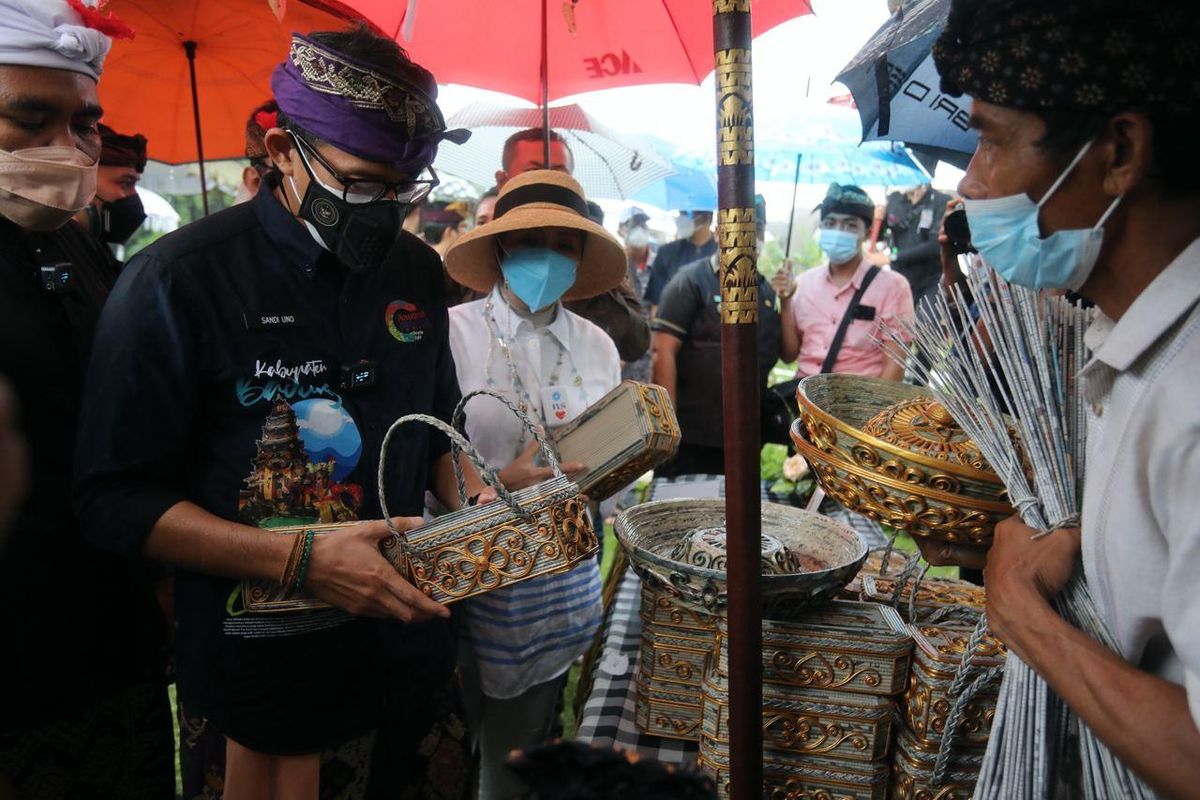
0, 2, 175, 798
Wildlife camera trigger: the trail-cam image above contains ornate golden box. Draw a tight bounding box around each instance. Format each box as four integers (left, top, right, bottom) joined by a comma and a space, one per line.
701, 673, 896, 764
902, 624, 1007, 749
692, 603, 912, 796
552, 380, 680, 502
633, 583, 714, 741
708, 602, 913, 697
641, 582, 719, 635
839, 547, 913, 599
890, 726, 985, 800
860, 574, 986, 625
793, 374, 1013, 547
633, 672, 705, 741
698, 743, 890, 800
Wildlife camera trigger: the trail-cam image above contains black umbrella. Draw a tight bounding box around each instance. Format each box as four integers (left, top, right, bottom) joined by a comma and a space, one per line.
835, 0, 977, 164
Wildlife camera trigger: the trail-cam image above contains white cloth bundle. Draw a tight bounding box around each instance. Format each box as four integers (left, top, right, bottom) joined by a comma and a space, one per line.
0, 0, 112, 80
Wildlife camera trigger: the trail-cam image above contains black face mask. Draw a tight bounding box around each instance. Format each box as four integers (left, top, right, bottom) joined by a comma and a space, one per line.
88, 193, 147, 244
291, 158, 406, 274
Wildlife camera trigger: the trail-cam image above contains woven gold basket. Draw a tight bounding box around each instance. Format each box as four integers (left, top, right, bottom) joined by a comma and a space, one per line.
793, 374, 1013, 547
902, 624, 1006, 749
890, 726, 985, 800
244, 390, 596, 611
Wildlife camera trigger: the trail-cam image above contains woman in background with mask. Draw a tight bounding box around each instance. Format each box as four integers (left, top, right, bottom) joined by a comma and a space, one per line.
773, 182, 914, 382
445, 169, 625, 800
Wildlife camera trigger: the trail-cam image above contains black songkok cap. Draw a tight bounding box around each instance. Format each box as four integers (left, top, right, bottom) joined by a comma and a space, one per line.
818, 184, 873, 228
98, 123, 147, 172
933, 0, 1200, 117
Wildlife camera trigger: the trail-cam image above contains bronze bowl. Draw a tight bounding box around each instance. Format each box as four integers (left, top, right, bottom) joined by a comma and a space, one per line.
793, 374, 1013, 547
614, 498, 867, 619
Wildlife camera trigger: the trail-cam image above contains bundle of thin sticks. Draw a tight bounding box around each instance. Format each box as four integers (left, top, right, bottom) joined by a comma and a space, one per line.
876, 257, 1151, 799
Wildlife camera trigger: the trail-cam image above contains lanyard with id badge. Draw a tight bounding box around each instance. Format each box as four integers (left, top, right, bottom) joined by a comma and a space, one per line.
483, 296, 588, 463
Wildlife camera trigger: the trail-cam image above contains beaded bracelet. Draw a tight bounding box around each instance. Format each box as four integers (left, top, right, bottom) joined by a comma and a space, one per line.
291, 530, 316, 592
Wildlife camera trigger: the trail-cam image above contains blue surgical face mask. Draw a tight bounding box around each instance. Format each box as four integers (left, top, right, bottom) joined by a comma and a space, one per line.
818, 228, 861, 265
500, 247, 578, 311
963, 140, 1123, 291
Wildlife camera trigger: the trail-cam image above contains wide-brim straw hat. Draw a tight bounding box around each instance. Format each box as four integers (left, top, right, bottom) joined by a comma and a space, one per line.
445, 170, 627, 301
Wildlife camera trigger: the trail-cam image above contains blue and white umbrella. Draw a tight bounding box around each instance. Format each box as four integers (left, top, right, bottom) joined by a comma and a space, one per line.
631, 162, 718, 212
666, 102, 930, 188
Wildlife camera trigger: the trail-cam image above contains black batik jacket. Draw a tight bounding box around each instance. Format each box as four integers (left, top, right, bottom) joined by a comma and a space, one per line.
74, 186, 461, 752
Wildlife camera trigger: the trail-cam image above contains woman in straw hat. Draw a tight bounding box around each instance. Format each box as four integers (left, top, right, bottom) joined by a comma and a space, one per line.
445, 170, 627, 799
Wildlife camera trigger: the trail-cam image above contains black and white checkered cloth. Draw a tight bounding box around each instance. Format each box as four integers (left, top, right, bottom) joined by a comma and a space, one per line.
574, 475, 888, 756
574, 567, 695, 760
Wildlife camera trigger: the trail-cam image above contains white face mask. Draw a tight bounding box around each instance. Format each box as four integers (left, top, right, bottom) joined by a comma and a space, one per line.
675, 215, 695, 239
0, 145, 98, 231
625, 225, 650, 248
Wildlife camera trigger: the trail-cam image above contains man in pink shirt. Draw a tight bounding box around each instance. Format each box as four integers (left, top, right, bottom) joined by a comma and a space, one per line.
773, 184, 913, 380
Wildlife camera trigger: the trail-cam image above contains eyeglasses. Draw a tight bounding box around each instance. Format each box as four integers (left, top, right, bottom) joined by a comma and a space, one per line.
289, 131, 438, 205
819, 217, 866, 234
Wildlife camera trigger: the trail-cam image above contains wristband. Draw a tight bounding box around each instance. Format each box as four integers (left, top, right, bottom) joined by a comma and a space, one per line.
291, 530, 316, 592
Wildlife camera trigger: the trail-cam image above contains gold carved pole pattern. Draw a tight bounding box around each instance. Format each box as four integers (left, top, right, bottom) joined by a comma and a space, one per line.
713, 1, 762, 799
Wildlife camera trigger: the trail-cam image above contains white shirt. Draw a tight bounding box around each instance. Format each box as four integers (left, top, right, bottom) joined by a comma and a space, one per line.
448, 286, 621, 464
1079, 236, 1200, 728
447, 286, 620, 698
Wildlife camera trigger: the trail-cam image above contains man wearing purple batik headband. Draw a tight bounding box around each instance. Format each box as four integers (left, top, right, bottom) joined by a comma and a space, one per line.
265, 29, 469, 273
75, 24, 486, 800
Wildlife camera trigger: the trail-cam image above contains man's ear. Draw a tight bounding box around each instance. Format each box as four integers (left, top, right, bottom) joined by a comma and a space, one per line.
1103, 112, 1153, 198
494, 170, 509, 189
264, 128, 298, 178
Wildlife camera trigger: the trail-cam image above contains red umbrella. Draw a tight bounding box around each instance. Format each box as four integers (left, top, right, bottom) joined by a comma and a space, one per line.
306, 0, 812, 103
99, 0, 350, 212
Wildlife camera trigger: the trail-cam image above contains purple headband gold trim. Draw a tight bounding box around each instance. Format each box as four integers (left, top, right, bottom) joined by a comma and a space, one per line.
270, 34, 469, 175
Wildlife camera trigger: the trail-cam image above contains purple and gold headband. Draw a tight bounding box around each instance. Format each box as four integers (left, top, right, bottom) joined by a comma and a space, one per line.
270, 34, 469, 176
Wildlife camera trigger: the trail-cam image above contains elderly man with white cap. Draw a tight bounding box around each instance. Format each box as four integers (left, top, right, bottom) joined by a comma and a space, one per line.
0, 2, 175, 799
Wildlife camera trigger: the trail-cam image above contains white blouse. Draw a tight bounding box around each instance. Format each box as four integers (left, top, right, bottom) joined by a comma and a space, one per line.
447, 286, 620, 698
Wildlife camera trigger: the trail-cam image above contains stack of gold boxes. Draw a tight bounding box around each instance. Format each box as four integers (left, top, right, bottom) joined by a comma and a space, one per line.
892, 624, 1007, 799
633, 584, 717, 740
696, 600, 913, 799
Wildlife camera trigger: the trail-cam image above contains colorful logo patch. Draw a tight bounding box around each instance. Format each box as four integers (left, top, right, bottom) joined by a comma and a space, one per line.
386, 299, 429, 343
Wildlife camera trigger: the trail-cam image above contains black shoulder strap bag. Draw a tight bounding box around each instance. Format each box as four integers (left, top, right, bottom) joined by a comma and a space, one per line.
819, 265, 881, 374
761, 266, 881, 446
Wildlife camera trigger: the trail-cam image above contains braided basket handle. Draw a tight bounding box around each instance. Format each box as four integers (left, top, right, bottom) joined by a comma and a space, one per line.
449, 389, 564, 501
376, 413, 534, 547
930, 612, 998, 787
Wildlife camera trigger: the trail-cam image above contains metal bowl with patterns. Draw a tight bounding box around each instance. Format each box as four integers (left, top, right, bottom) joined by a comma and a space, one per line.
793, 374, 1014, 547
614, 499, 867, 618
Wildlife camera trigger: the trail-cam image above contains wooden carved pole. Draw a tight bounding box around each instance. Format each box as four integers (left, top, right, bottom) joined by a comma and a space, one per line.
712, 2, 762, 798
